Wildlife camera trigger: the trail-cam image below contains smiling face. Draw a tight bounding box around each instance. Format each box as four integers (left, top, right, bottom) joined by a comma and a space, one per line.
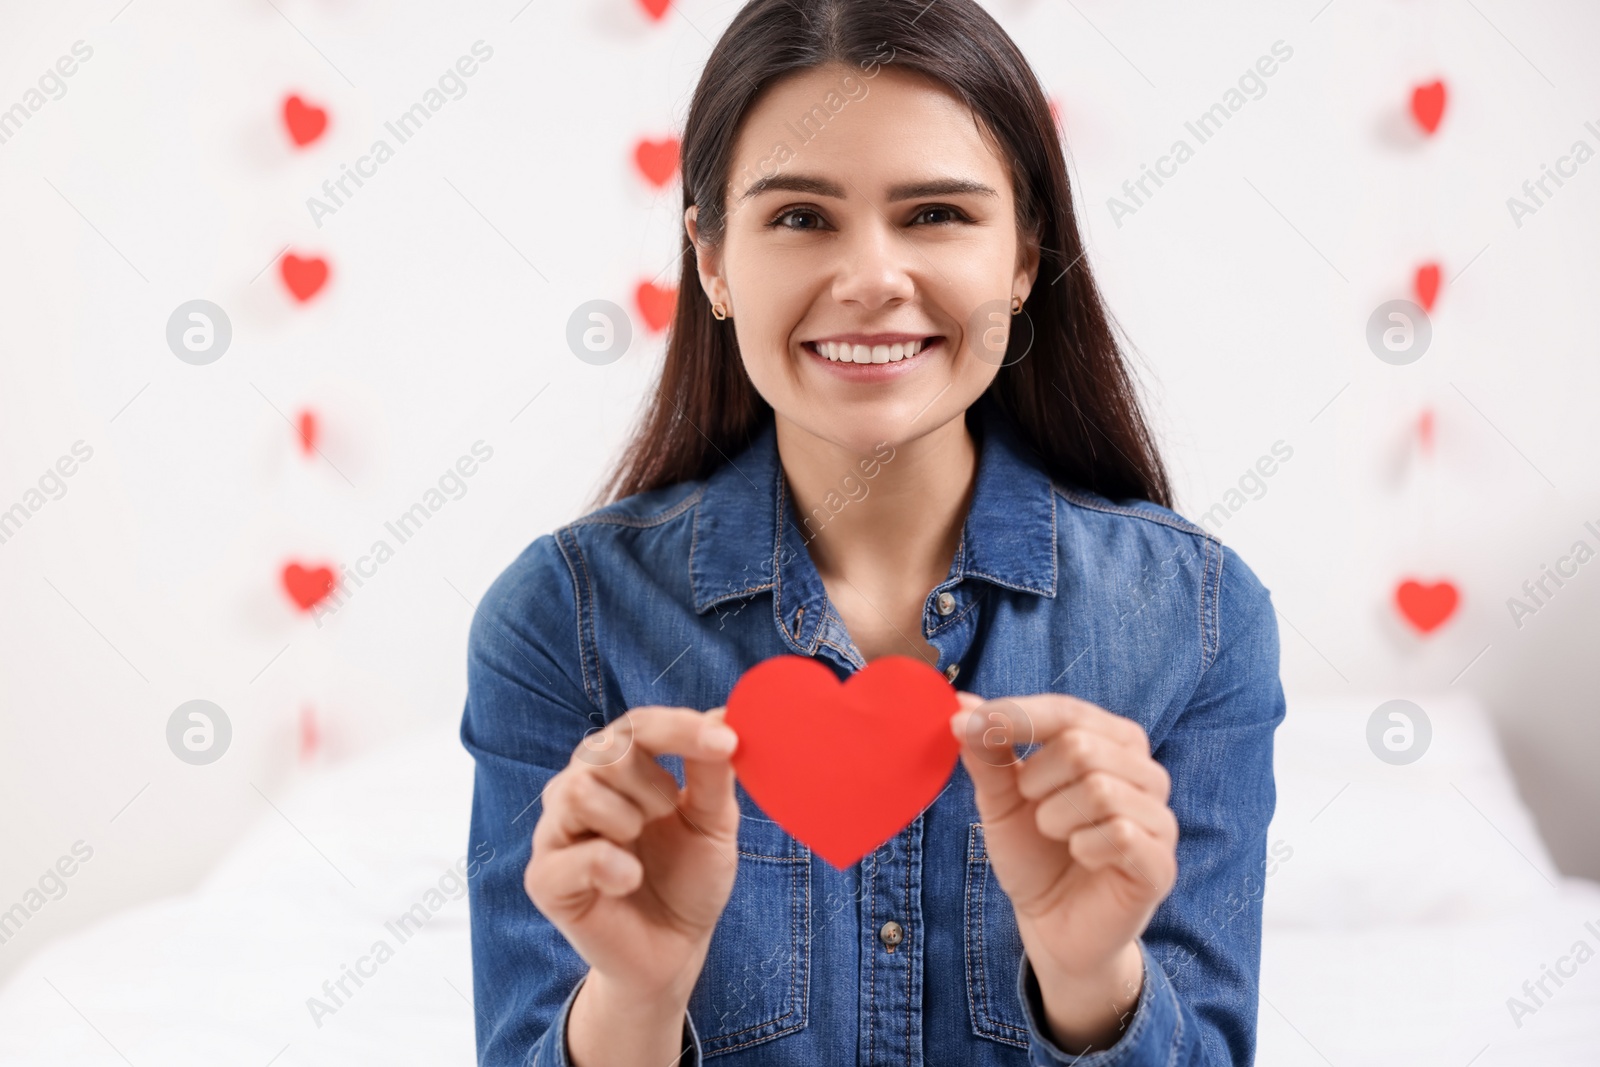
686, 62, 1040, 455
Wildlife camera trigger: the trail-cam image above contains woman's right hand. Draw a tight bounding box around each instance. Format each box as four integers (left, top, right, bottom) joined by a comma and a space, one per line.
525, 704, 741, 1006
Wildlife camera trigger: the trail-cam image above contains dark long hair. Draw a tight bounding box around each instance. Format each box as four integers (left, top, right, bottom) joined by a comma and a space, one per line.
594, 0, 1172, 511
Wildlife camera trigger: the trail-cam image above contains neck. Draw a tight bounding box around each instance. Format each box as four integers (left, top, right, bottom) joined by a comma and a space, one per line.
776, 410, 980, 591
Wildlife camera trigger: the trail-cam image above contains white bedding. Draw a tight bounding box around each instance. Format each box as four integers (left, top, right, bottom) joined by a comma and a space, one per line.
1, 692, 1595, 1065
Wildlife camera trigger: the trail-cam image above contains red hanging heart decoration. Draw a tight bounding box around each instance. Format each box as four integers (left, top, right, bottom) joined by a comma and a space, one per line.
1395, 579, 1459, 634
724, 654, 960, 869
283, 94, 329, 147
281, 253, 330, 302
1414, 263, 1441, 311
282, 562, 337, 611
298, 704, 322, 760
1410, 80, 1447, 135
637, 0, 671, 21
634, 281, 677, 333
297, 410, 318, 455
633, 136, 680, 188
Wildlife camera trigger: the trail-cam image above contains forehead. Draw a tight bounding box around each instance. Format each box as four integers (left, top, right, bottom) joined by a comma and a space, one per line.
728, 63, 1008, 190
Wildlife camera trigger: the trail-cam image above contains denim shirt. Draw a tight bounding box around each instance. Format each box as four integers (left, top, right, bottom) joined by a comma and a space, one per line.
460, 396, 1286, 1066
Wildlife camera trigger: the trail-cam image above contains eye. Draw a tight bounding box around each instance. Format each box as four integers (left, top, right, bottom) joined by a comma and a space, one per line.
911, 204, 972, 226
767, 206, 829, 231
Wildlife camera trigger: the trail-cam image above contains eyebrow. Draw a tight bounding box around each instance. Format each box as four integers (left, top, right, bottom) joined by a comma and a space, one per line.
736, 173, 999, 203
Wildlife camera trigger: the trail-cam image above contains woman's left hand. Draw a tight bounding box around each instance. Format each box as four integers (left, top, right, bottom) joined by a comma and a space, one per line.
950, 691, 1178, 1031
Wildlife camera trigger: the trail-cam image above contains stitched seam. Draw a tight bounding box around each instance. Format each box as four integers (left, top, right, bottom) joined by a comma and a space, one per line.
1052, 484, 1218, 541
717, 583, 773, 597
1049, 479, 1059, 592
554, 528, 606, 718
711, 1020, 809, 1054
700, 584, 775, 613
959, 568, 1053, 598
791, 838, 800, 1027
1165, 962, 1184, 1067
570, 485, 704, 529
800, 846, 811, 1032
867, 851, 877, 1065
773, 465, 788, 643
904, 825, 912, 1066
1200, 534, 1223, 673
964, 824, 981, 1034
688, 485, 704, 601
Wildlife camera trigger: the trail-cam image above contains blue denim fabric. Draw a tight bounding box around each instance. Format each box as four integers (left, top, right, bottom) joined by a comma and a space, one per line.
460, 396, 1286, 1066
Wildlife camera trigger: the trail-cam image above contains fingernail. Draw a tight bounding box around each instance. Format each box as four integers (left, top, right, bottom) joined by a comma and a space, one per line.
949, 710, 968, 737
704, 725, 738, 754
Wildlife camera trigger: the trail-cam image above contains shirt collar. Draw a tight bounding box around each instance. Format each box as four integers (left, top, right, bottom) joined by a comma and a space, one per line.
689, 396, 1058, 628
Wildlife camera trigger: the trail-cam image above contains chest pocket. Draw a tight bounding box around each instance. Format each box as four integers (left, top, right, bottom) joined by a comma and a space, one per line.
964, 822, 1030, 1047
688, 786, 811, 1057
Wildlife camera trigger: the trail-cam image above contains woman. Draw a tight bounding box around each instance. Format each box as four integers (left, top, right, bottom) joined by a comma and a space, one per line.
460, 1, 1284, 1064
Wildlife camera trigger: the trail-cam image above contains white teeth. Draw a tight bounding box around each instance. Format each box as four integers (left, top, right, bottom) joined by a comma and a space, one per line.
814, 338, 928, 363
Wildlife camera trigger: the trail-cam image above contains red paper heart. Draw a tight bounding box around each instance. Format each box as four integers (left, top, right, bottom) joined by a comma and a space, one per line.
283, 94, 328, 147
634, 281, 676, 332
637, 0, 671, 20
1410, 80, 1447, 135
1396, 579, 1458, 634
725, 654, 960, 869
633, 136, 680, 188
281, 253, 329, 302
282, 562, 337, 611
1414, 263, 1441, 311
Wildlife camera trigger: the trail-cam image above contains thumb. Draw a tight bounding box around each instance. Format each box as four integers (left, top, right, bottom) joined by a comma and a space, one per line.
950, 697, 1027, 823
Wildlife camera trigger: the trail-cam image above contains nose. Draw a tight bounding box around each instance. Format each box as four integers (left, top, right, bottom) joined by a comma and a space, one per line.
830, 217, 917, 311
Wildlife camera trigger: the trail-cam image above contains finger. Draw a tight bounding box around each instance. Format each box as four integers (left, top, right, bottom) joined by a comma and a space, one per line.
679, 707, 738, 829
1016, 728, 1170, 802
1034, 771, 1179, 845
1002, 694, 1152, 754
526, 836, 643, 918
540, 771, 648, 850
1066, 816, 1176, 895
616, 705, 741, 763
587, 706, 737, 822
950, 701, 1028, 823
589, 754, 683, 825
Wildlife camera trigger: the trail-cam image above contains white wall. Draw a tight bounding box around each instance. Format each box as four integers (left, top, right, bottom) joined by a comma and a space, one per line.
1, 0, 1596, 984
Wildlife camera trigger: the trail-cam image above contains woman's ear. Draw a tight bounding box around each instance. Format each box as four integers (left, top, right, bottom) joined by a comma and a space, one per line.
1013, 224, 1043, 306
685, 204, 728, 309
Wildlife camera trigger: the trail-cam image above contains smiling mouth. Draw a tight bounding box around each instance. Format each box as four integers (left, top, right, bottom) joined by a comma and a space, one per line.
802, 336, 941, 364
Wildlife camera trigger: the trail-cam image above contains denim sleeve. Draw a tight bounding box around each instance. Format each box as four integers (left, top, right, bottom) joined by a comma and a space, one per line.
458, 532, 704, 1067
1015, 541, 1285, 1066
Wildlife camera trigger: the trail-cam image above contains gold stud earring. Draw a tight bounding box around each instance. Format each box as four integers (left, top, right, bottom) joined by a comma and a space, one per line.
711, 301, 729, 320
1010, 295, 1023, 315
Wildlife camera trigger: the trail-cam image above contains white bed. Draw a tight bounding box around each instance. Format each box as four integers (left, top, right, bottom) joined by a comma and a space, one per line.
1, 692, 1595, 1065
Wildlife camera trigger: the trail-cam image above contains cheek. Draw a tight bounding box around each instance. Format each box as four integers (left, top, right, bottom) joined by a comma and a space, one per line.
728, 276, 815, 370
932, 251, 1016, 326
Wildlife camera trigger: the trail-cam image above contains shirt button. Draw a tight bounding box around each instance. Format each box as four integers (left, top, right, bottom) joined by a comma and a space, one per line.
936, 591, 956, 616
879, 920, 904, 950
945, 664, 960, 683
